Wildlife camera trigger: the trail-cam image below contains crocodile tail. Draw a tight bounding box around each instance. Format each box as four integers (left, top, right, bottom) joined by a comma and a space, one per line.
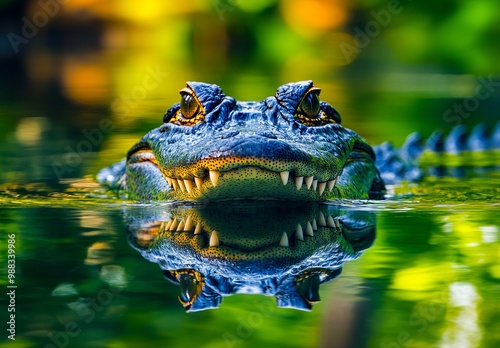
374, 122, 500, 184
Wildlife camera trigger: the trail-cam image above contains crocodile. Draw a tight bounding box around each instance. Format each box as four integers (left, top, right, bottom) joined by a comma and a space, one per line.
126, 202, 375, 311
98, 81, 500, 202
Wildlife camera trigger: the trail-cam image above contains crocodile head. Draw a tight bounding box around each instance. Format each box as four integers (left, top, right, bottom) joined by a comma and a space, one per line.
100, 81, 383, 202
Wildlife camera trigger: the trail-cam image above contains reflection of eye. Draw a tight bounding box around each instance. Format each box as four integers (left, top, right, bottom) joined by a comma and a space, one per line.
298, 88, 321, 119
180, 91, 200, 119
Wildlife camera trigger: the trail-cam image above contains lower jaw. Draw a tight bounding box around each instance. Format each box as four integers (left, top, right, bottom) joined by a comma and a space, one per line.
168, 167, 338, 202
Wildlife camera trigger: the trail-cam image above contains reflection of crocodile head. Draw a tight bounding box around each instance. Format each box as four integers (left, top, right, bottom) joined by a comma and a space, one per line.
126, 203, 375, 311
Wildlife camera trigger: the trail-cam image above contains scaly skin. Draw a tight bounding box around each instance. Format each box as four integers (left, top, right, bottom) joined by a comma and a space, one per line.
98, 81, 384, 202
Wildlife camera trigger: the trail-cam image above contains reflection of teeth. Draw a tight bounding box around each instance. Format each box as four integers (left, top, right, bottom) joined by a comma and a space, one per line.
176, 220, 185, 232
194, 177, 203, 190
164, 219, 173, 231
279, 232, 289, 247
184, 216, 193, 231
334, 219, 341, 228
280, 171, 289, 185
295, 224, 304, 241
317, 182, 326, 195
295, 176, 304, 190
209, 230, 219, 247
318, 212, 326, 227
170, 218, 179, 231
172, 179, 179, 191
166, 177, 173, 187
194, 223, 202, 235
311, 219, 318, 230
305, 176, 314, 189
327, 216, 335, 228
177, 179, 186, 193
327, 180, 335, 192
209, 171, 219, 187
335, 176, 340, 185
305, 222, 314, 236
184, 180, 193, 194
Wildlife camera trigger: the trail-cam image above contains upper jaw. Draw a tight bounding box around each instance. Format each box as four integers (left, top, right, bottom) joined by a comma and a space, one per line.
127, 143, 346, 201
162, 165, 344, 201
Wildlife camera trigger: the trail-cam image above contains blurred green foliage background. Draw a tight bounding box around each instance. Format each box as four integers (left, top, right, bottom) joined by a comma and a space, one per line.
0, 0, 499, 209
1, 0, 499, 184
1, 0, 499, 146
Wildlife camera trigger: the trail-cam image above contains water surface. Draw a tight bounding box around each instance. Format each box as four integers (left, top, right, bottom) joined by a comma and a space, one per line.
1, 175, 499, 347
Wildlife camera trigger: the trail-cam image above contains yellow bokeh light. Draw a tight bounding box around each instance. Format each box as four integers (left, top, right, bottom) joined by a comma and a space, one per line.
281, 0, 349, 37
391, 262, 452, 294
61, 59, 110, 104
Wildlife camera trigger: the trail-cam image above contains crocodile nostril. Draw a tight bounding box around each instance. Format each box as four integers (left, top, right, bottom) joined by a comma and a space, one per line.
257, 131, 277, 139
220, 131, 240, 139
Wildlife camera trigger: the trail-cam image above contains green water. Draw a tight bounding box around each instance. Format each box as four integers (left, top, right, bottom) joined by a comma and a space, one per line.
1, 174, 499, 348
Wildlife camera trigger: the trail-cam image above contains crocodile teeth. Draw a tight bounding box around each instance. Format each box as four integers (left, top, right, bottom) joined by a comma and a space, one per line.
209, 171, 219, 187
318, 212, 326, 227
311, 219, 318, 230
166, 177, 173, 187
209, 230, 219, 247
176, 220, 185, 232
280, 171, 289, 185
194, 223, 202, 235
327, 216, 336, 228
194, 177, 203, 190
312, 180, 318, 191
335, 175, 340, 185
305, 222, 314, 236
317, 182, 326, 195
305, 176, 314, 189
334, 219, 341, 228
295, 176, 304, 190
327, 180, 335, 192
295, 224, 304, 241
171, 179, 179, 191
279, 232, 289, 247
184, 180, 193, 194
184, 216, 193, 231
177, 179, 186, 193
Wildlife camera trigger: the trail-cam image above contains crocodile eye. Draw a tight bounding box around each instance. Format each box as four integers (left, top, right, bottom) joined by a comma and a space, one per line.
294, 86, 340, 126
180, 91, 200, 119
298, 88, 321, 119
